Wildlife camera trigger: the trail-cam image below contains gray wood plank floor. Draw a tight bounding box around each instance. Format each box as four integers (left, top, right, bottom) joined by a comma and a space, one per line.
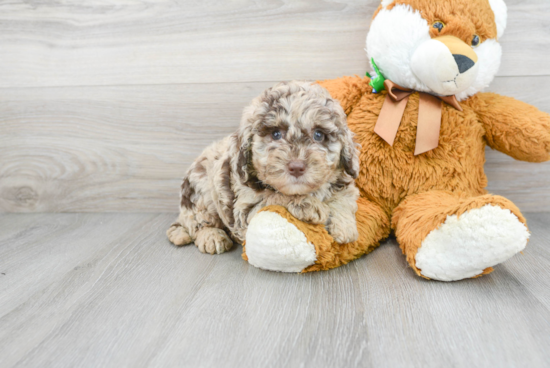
1, 213, 549, 368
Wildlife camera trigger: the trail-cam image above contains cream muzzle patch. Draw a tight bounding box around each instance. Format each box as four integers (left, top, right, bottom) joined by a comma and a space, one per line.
411, 35, 480, 96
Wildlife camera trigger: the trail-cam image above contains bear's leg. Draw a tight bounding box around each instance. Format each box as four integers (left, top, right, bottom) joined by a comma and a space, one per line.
244, 197, 390, 272
304, 197, 390, 272
392, 191, 530, 281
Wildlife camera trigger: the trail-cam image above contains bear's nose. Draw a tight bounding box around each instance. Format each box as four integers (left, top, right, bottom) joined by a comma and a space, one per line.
288, 161, 306, 178
453, 54, 476, 74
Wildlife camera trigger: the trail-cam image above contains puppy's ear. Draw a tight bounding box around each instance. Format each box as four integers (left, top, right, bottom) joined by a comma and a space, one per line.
327, 103, 361, 179
236, 135, 253, 184
324, 96, 360, 179
340, 129, 360, 179
234, 97, 270, 191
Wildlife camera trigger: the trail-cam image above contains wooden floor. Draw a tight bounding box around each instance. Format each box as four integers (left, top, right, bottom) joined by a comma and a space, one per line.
0, 212, 549, 368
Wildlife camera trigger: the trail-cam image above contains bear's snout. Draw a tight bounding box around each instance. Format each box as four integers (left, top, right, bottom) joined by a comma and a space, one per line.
411, 35, 479, 96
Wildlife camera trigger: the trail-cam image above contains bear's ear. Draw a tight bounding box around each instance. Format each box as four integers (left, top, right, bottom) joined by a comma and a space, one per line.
489, 0, 507, 39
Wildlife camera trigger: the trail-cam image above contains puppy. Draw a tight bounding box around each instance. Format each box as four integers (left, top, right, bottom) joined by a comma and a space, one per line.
167, 81, 360, 254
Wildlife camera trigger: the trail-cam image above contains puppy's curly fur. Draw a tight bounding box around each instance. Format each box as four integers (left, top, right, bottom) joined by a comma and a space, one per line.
167, 81, 360, 254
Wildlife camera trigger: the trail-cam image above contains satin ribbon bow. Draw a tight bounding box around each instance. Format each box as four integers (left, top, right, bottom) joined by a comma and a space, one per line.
373, 80, 463, 155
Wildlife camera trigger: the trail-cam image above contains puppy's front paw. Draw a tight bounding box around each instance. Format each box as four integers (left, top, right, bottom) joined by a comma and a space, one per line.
287, 198, 330, 225
167, 223, 192, 246
327, 218, 359, 244
195, 228, 234, 255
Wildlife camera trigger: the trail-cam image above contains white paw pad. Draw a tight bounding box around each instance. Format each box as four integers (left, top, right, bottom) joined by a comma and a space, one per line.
245, 211, 317, 273
415, 205, 529, 281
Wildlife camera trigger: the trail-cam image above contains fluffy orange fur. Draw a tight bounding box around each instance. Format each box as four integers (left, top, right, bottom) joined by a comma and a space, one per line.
302, 74, 549, 276
314, 76, 549, 276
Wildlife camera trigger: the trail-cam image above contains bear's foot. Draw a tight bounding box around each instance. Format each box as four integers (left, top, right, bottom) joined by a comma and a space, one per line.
393, 191, 530, 282
245, 209, 318, 272
415, 204, 529, 281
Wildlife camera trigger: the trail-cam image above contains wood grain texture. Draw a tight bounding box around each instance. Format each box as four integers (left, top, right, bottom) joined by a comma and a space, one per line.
0, 212, 549, 368
1, 77, 549, 213
0, 82, 265, 212
0, 0, 548, 88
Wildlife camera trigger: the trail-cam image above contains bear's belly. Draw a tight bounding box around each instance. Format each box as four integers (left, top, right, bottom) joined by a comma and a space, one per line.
349, 93, 487, 214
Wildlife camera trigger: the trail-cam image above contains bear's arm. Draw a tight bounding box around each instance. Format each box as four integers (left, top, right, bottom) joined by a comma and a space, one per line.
468, 92, 550, 163
317, 76, 372, 115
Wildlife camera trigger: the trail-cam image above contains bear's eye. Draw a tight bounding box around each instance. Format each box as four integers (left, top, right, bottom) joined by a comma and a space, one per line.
472, 35, 480, 47
313, 130, 325, 142
432, 21, 445, 32
271, 130, 283, 140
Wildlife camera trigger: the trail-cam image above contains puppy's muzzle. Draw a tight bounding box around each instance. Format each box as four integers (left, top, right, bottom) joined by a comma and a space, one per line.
288, 161, 306, 178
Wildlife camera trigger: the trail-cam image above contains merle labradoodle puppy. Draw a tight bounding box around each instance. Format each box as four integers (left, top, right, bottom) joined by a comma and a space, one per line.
167, 81, 360, 254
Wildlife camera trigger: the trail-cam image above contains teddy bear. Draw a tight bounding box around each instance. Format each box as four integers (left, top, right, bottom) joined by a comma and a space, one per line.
242, 0, 550, 281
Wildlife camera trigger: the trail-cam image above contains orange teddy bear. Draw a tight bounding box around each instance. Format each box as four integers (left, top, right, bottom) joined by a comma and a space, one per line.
243, 0, 550, 281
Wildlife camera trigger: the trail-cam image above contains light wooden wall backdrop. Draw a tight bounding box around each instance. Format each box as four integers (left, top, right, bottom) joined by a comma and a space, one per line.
0, 0, 549, 213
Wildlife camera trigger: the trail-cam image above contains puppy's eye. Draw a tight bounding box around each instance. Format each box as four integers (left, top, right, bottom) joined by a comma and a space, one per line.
271, 130, 283, 140
432, 21, 445, 32
472, 35, 480, 47
313, 130, 325, 142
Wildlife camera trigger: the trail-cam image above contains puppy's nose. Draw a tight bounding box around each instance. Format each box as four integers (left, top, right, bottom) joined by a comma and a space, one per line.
453, 54, 475, 74
288, 161, 306, 178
